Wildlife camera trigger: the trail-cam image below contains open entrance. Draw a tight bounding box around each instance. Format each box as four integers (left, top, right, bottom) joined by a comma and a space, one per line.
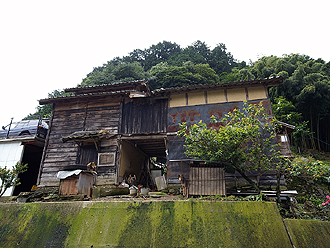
13, 142, 44, 195
119, 134, 167, 189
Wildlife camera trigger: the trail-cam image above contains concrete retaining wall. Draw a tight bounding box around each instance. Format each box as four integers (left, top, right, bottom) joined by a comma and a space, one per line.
0, 201, 329, 247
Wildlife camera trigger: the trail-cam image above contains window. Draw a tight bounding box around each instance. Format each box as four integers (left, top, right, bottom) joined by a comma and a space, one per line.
98, 152, 116, 167
77, 144, 98, 165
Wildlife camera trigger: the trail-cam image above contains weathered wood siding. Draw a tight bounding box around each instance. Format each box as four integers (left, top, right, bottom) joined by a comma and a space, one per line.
39, 96, 121, 187
121, 98, 167, 134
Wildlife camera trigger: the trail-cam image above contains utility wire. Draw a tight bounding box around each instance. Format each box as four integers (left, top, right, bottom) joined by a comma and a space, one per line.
306, 133, 330, 146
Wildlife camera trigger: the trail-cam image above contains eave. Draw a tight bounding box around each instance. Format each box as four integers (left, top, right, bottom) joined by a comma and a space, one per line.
152, 76, 283, 96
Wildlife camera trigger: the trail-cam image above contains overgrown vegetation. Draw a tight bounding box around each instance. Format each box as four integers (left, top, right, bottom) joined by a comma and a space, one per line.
230, 54, 330, 152
0, 162, 28, 197
178, 102, 281, 196
275, 150, 330, 221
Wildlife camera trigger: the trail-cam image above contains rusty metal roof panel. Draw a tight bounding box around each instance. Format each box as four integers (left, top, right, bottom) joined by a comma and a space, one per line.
61, 130, 109, 143
39, 90, 131, 105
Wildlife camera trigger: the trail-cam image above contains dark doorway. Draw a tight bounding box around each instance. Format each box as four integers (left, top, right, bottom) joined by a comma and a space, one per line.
13, 145, 43, 195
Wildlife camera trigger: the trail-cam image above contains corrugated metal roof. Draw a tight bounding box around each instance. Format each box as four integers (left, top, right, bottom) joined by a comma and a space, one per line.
152, 76, 283, 96
64, 80, 150, 95
39, 80, 151, 105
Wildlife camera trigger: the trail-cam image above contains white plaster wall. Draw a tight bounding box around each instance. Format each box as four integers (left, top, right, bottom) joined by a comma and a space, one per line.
0, 141, 24, 196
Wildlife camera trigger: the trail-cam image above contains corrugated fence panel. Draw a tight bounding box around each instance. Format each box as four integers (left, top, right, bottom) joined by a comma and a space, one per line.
189, 167, 226, 196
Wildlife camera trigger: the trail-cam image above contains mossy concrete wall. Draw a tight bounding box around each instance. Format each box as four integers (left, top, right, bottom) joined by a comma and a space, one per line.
0, 201, 328, 247
285, 219, 330, 248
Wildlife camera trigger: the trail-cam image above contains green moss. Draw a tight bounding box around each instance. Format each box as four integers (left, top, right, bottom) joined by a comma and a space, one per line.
65, 201, 131, 247
3, 201, 329, 247
285, 219, 330, 248
0, 203, 81, 248
92, 186, 129, 198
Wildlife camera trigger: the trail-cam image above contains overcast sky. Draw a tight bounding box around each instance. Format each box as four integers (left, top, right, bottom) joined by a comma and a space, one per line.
1, 0, 329, 125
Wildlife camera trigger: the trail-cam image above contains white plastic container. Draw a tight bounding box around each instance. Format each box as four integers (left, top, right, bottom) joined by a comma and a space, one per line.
129, 186, 138, 196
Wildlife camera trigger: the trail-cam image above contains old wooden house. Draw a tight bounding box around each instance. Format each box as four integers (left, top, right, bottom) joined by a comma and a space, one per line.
38, 77, 287, 195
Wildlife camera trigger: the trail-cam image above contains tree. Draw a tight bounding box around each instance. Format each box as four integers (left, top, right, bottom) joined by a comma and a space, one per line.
80, 62, 148, 87
271, 96, 313, 153
149, 62, 219, 89
174, 40, 210, 66
124, 41, 182, 70
208, 43, 243, 76
272, 96, 302, 126
232, 54, 330, 152
24, 89, 69, 120
296, 78, 330, 150
178, 102, 281, 194
0, 162, 28, 197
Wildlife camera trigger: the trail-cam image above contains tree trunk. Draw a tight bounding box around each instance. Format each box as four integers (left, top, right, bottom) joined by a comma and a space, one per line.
276, 170, 281, 204
234, 165, 261, 194
310, 107, 316, 150
317, 114, 321, 151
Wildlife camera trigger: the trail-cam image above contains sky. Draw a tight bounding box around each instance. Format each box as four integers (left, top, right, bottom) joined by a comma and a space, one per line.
1, 0, 329, 125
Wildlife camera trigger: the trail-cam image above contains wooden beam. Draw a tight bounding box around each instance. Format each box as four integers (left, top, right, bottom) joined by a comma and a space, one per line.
120, 134, 167, 140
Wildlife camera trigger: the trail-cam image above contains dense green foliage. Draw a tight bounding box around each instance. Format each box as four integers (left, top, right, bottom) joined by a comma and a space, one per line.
80, 61, 148, 87
224, 54, 330, 152
289, 156, 330, 182
80, 40, 241, 89
148, 62, 219, 89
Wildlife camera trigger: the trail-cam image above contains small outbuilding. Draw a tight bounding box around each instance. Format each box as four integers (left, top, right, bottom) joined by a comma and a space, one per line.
57, 170, 94, 197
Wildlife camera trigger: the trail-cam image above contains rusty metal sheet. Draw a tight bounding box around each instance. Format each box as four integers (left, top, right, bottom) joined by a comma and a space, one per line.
60, 176, 79, 195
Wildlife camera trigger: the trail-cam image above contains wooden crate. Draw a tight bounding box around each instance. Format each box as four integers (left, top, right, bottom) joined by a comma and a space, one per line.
59, 172, 93, 197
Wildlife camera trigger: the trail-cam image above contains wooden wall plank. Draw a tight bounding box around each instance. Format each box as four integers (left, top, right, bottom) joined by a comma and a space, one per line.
40, 98, 121, 187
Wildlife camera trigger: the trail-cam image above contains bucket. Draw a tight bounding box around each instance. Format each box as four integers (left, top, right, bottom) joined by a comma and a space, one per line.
140, 188, 149, 196
129, 186, 138, 196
